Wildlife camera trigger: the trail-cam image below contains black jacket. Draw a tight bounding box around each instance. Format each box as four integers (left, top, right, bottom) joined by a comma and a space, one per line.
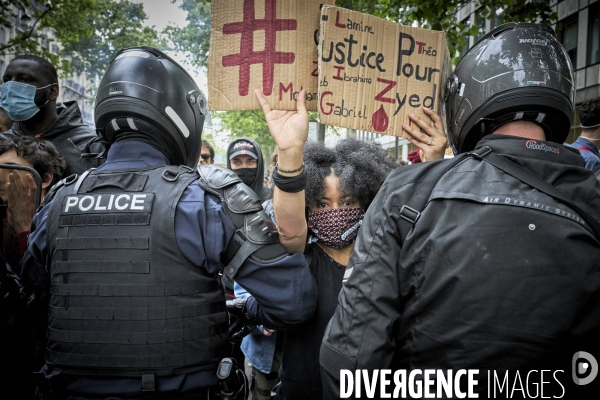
320, 135, 600, 398
6, 101, 103, 175
226, 137, 268, 201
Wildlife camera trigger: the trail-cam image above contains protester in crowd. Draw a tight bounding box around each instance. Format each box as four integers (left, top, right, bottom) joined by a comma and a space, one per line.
0, 106, 13, 133
224, 137, 271, 377
0, 134, 66, 394
571, 97, 600, 174
233, 147, 281, 400
1, 55, 102, 175
19, 47, 317, 399
199, 139, 215, 165
227, 137, 268, 201
277, 139, 399, 400
0, 135, 66, 271
256, 97, 447, 254
253, 86, 447, 399
319, 23, 600, 398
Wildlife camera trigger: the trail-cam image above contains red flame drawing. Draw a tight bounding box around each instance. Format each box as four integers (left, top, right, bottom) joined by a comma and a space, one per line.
372, 105, 389, 132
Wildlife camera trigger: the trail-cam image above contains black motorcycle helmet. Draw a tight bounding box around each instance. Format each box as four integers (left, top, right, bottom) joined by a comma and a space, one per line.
444, 23, 575, 154
95, 47, 207, 166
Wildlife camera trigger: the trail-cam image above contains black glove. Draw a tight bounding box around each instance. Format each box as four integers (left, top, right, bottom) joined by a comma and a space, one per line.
226, 297, 256, 342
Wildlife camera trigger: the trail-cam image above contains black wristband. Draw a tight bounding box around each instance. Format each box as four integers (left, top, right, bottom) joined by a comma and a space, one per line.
272, 168, 307, 193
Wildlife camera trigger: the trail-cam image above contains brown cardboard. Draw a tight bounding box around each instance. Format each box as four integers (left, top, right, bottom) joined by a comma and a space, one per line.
208, 0, 334, 111
318, 6, 451, 137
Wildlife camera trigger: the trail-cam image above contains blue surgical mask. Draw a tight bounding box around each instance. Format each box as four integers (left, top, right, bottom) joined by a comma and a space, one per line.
0, 81, 56, 121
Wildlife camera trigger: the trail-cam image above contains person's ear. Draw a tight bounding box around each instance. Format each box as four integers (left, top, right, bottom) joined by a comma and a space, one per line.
48, 84, 59, 101
41, 171, 54, 190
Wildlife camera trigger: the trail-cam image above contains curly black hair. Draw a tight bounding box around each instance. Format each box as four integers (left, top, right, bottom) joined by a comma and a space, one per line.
304, 138, 399, 210
0, 134, 67, 186
580, 97, 600, 129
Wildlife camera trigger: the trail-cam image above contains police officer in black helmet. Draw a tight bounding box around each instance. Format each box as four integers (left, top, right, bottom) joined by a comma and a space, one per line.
321, 23, 600, 398
20, 47, 317, 399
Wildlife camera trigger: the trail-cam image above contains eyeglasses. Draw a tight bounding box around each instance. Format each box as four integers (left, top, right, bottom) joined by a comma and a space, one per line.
200, 154, 212, 161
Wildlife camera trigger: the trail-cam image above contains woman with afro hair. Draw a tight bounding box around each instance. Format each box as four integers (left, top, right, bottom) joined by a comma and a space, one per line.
252, 89, 447, 400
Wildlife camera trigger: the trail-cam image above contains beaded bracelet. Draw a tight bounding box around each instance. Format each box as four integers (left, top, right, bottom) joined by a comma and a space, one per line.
275, 162, 304, 174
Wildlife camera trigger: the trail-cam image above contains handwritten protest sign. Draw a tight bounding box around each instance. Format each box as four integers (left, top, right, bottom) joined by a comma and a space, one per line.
318, 6, 451, 137
208, 0, 334, 111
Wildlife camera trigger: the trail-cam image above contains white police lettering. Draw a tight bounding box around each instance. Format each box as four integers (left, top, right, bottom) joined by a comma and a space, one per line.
94, 195, 106, 211
63, 193, 152, 213
115, 194, 130, 210
64, 197, 78, 212
79, 196, 95, 211
131, 194, 147, 210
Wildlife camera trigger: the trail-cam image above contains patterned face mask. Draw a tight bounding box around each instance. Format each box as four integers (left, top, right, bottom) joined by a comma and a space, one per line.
307, 207, 365, 249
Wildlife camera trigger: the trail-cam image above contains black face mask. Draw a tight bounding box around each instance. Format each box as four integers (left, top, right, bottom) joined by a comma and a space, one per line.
235, 168, 257, 187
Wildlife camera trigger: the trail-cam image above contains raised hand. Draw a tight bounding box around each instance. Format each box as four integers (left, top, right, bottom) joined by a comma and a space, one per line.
7, 171, 37, 234
402, 107, 448, 162
255, 89, 309, 153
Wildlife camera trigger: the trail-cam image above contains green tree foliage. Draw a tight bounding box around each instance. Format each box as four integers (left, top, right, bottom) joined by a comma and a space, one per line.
1, 0, 161, 78
214, 110, 276, 158
343, 0, 557, 65
51, 0, 162, 78
164, 0, 211, 69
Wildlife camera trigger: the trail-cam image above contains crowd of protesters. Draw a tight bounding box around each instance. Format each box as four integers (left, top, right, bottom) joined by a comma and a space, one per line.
0, 20, 600, 400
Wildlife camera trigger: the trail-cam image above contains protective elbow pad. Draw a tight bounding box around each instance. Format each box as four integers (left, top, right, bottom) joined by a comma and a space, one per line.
197, 165, 288, 279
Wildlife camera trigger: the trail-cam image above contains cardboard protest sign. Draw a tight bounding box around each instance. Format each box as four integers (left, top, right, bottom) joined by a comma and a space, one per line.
208, 0, 334, 111
318, 6, 452, 137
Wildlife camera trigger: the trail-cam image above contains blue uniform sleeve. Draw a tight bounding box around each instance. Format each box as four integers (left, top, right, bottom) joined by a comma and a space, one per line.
176, 182, 317, 330
20, 200, 53, 301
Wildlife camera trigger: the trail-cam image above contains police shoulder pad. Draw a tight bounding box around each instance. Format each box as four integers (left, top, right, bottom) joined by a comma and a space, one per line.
197, 165, 242, 189
224, 184, 263, 214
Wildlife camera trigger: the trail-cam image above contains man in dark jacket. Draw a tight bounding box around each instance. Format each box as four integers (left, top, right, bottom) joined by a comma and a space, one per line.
227, 137, 268, 201
320, 23, 600, 399
571, 97, 600, 174
20, 47, 317, 399
1, 55, 102, 175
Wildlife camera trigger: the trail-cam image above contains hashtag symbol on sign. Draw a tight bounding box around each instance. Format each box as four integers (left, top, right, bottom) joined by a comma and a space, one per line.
222, 0, 297, 96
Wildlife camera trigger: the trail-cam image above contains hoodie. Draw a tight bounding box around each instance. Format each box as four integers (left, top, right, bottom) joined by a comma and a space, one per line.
227, 137, 268, 201
6, 101, 103, 176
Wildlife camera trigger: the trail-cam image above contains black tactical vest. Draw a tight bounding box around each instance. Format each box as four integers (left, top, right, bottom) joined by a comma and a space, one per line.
45, 165, 229, 377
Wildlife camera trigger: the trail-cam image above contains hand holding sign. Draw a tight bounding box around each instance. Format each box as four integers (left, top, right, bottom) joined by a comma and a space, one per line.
402, 107, 447, 162
318, 6, 451, 138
